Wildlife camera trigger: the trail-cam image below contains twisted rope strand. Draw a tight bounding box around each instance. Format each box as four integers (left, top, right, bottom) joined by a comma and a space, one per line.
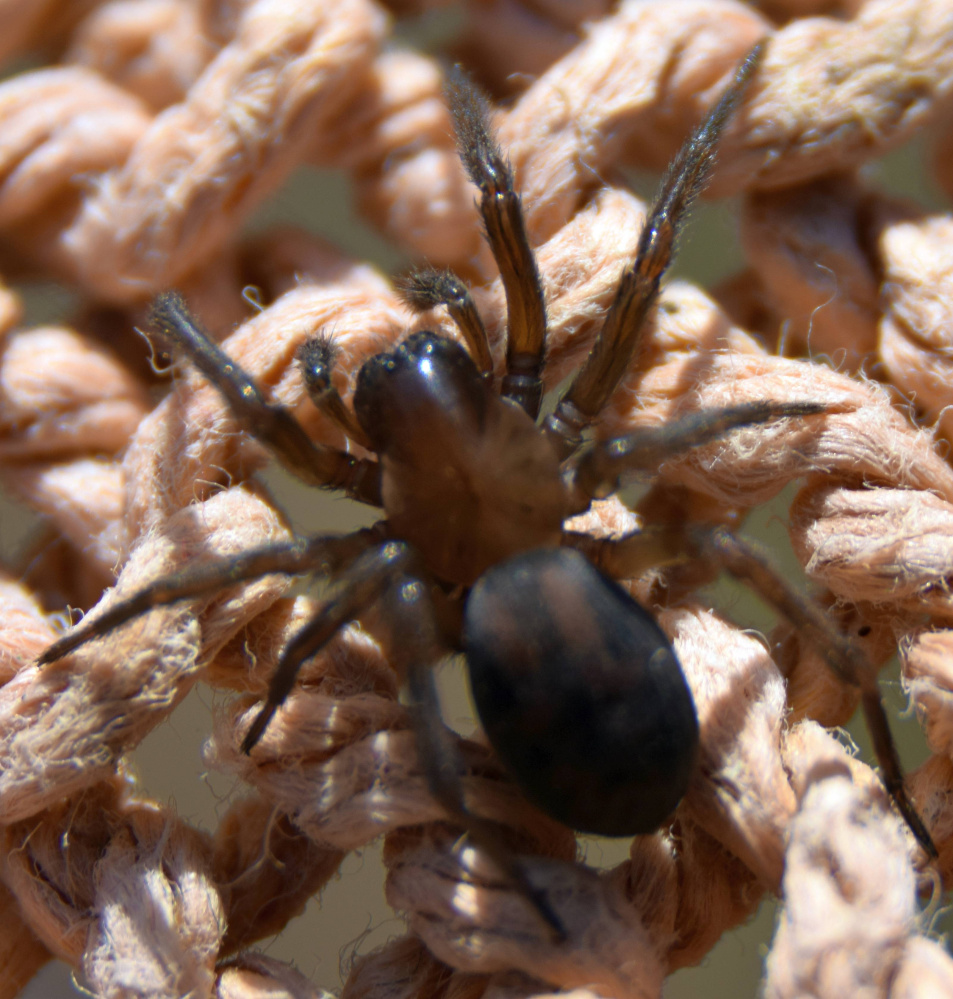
0, 1, 952, 997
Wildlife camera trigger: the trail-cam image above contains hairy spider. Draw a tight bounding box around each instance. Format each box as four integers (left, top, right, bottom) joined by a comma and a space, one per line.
41, 44, 934, 933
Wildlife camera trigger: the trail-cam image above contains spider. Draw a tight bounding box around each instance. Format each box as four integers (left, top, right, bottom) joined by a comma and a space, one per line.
40, 44, 934, 935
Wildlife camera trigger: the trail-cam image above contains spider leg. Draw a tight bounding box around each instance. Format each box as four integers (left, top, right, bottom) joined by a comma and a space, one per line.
240, 539, 413, 752
570, 399, 826, 507
699, 527, 936, 859
445, 68, 547, 418
150, 293, 381, 505
561, 525, 686, 580
545, 42, 766, 458
406, 654, 567, 940
395, 577, 567, 939
242, 539, 567, 936
397, 269, 494, 375
38, 530, 379, 666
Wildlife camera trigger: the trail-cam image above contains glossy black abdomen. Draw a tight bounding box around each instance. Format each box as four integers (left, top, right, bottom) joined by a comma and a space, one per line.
463, 547, 698, 836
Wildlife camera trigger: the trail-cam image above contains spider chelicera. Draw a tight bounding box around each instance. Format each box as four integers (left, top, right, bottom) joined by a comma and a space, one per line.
40, 43, 935, 934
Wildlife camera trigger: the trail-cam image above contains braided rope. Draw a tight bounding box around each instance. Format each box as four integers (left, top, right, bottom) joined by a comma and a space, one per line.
0, 1, 951, 996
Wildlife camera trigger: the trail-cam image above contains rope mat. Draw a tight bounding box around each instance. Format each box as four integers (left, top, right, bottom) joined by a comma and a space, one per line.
0, 1, 952, 996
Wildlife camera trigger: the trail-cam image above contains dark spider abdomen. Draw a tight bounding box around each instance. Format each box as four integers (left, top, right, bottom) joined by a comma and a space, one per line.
464, 547, 698, 836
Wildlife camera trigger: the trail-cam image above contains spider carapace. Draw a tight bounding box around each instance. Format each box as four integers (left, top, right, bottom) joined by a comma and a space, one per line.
40, 42, 936, 935
355, 330, 567, 587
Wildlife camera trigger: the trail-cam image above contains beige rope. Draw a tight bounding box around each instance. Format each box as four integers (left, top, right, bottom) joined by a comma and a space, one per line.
0, 0, 951, 996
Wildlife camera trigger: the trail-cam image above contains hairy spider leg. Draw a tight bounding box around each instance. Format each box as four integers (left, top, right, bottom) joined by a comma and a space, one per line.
149, 293, 381, 505
545, 42, 766, 458
560, 402, 827, 572
701, 528, 937, 857
572, 399, 828, 507
37, 530, 381, 666
239, 540, 410, 752
443, 67, 548, 418
40, 296, 387, 667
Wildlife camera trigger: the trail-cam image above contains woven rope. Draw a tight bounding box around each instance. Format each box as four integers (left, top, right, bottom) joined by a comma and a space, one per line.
0, 0, 952, 996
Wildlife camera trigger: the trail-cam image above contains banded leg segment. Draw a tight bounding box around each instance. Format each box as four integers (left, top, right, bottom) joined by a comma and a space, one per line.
446, 69, 547, 418
571, 400, 826, 507
700, 527, 936, 858
150, 293, 381, 505
38, 530, 381, 666
545, 42, 766, 458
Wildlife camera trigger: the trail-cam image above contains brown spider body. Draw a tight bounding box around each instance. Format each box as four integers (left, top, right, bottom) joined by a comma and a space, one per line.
350, 327, 698, 836
355, 331, 567, 587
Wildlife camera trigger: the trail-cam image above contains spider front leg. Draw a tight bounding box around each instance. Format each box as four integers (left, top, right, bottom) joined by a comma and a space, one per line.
545, 42, 765, 458
444, 68, 547, 418
38, 530, 379, 666
149, 293, 381, 505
